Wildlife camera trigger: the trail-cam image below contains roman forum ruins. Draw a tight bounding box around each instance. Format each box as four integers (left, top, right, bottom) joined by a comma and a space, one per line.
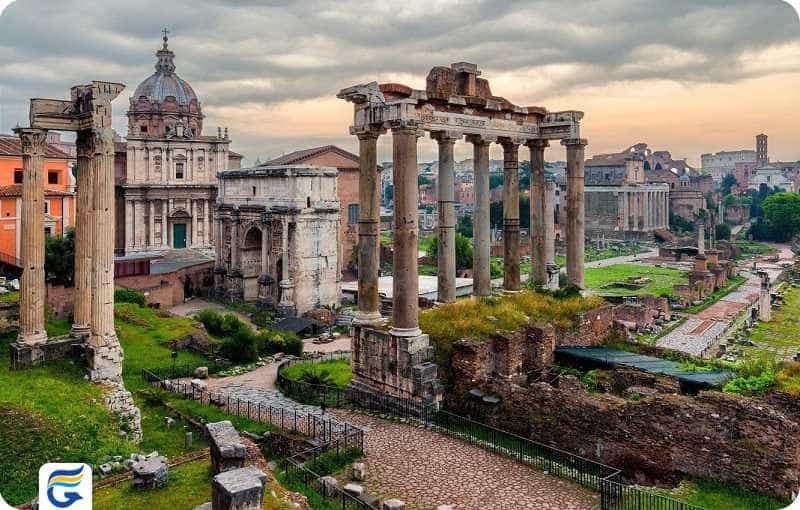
12, 81, 126, 381
338, 63, 586, 402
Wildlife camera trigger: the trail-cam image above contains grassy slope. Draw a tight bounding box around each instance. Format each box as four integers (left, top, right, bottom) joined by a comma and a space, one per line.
584, 263, 688, 297
282, 359, 353, 388
0, 332, 131, 504
750, 286, 800, 350
653, 478, 788, 510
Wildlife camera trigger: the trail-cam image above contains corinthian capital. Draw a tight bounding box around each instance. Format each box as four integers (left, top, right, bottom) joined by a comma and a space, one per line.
15, 128, 48, 156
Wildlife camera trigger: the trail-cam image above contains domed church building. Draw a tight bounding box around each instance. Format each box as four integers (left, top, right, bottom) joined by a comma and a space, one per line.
116, 32, 241, 254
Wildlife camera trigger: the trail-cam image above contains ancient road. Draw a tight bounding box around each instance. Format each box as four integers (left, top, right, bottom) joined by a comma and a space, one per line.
332, 411, 598, 510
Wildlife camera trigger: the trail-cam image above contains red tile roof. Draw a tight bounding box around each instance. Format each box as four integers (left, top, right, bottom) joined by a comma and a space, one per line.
0, 134, 71, 159
263, 145, 359, 166
0, 184, 73, 197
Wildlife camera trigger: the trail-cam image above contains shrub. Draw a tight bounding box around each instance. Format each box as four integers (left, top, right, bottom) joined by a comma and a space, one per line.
195, 309, 224, 336
219, 327, 258, 363
776, 362, 800, 395
282, 334, 303, 356
221, 314, 246, 337
297, 365, 337, 386
114, 288, 146, 306
723, 371, 776, 397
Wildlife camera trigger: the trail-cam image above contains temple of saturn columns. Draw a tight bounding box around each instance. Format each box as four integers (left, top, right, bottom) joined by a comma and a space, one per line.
12, 81, 126, 382
338, 62, 586, 403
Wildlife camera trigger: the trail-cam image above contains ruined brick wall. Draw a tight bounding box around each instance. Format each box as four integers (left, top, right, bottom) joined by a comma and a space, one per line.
559, 305, 617, 347
0, 301, 19, 332
47, 284, 74, 320
449, 379, 800, 499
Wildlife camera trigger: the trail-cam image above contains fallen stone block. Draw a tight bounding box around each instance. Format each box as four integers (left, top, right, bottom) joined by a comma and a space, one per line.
352, 462, 366, 481
206, 421, 246, 474
343, 483, 363, 498
319, 475, 338, 497
195, 366, 209, 379
383, 499, 406, 510
132, 455, 169, 489
211, 466, 268, 510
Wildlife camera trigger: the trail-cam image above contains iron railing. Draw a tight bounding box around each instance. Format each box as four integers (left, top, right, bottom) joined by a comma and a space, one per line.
284, 433, 377, 510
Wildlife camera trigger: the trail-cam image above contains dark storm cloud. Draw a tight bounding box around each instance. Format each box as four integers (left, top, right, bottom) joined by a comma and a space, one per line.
0, 0, 798, 157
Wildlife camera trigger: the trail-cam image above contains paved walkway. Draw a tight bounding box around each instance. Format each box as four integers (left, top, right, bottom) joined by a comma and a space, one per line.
332, 411, 598, 510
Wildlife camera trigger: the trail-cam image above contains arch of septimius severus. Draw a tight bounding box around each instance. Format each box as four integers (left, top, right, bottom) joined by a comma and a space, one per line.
12, 81, 125, 382
339, 62, 587, 404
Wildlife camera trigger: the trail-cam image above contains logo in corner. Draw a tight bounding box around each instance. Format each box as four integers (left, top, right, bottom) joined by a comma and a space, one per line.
39, 463, 92, 510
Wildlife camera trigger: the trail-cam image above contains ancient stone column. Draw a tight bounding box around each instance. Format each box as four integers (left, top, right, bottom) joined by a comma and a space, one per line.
162, 199, 170, 248
543, 176, 559, 290
277, 216, 295, 316
501, 139, 521, 292
353, 129, 383, 325
125, 199, 134, 250
432, 131, 460, 303
390, 122, 422, 337
203, 200, 211, 247
72, 130, 94, 339
191, 199, 198, 248
148, 201, 156, 248
697, 222, 705, 255
527, 139, 548, 285
213, 215, 226, 294
88, 127, 123, 381
15, 128, 48, 347
467, 135, 493, 297
230, 211, 241, 273
562, 138, 588, 288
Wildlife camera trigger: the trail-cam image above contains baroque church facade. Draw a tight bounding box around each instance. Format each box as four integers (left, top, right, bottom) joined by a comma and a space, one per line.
116, 33, 241, 254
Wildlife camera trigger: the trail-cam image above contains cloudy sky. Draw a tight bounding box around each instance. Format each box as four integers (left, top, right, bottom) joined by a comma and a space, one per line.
1, 0, 799, 165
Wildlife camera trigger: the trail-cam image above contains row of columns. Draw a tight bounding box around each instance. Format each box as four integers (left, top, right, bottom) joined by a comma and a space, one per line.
125, 198, 213, 251
618, 190, 669, 231
16, 127, 121, 379
352, 121, 587, 337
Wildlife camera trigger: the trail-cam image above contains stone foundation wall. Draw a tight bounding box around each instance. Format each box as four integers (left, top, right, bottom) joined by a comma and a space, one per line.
0, 301, 19, 333
449, 379, 800, 499
116, 261, 214, 308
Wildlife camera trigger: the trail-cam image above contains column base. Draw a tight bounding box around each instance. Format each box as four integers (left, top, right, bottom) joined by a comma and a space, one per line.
18, 331, 48, 345
389, 326, 423, 338
11, 342, 44, 368
353, 310, 383, 327
546, 263, 560, 291
86, 335, 123, 382
70, 324, 91, 339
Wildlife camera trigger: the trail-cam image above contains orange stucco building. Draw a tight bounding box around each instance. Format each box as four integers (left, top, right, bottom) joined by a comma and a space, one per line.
0, 134, 75, 262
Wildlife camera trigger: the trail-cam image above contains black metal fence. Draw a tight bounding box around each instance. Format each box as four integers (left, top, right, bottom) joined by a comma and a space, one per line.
146, 358, 706, 510
142, 367, 354, 443
276, 359, 707, 510
284, 433, 377, 510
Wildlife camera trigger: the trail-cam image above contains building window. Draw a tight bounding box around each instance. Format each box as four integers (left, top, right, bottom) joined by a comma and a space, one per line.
175, 162, 184, 179
48, 171, 58, 184
348, 204, 359, 225
252, 186, 257, 196
45, 227, 52, 237
14, 170, 23, 184
44, 201, 49, 214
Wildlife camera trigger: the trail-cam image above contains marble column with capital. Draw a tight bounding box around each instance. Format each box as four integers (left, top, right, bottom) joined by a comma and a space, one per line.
527, 139, 548, 285
353, 129, 383, 325
72, 129, 94, 339
390, 123, 422, 337
563, 138, 588, 288
501, 139, 521, 292
15, 128, 48, 348
467, 135, 493, 297
277, 216, 295, 316
543, 176, 559, 290
87, 127, 123, 381
432, 131, 460, 303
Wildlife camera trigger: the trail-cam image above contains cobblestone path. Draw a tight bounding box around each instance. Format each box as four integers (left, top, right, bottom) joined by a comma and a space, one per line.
332, 411, 598, 510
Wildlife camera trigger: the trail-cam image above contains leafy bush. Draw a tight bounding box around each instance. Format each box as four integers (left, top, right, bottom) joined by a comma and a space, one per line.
221, 314, 246, 337
195, 309, 224, 336
776, 362, 800, 395
297, 366, 337, 386
282, 334, 303, 356
219, 327, 258, 363
114, 288, 146, 306
723, 371, 776, 397
255, 329, 302, 356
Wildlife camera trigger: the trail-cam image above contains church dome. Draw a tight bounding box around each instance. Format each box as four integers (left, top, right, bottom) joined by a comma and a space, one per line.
128, 31, 204, 138
133, 32, 198, 106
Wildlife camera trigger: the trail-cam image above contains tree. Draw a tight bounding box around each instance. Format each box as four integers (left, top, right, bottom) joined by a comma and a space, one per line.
722, 193, 736, 207
489, 174, 504, 190
762, 192, 800, 242
456, 215, 473, 238
426, 233, 473, 270
715, 223, 731, 241
384, 184, 393, 203
720, 174, 737, 196
45, 227, 75, 285
490, 195, 530, 230
418, 175, 430, 186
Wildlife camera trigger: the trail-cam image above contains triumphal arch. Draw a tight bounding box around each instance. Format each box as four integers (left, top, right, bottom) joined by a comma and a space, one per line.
12, 81, 125, 381
338, 62, 587, 404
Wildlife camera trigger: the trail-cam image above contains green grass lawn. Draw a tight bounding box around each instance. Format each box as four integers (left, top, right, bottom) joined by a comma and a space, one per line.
584, 263, 688, 297
748, 286, 800, 359
644, 478, 788, 510
0, 290, 18, 303
0, 332, 132, 505
282, 359, 353, 388
735, 239, 777, 260
94, 458, 213, 510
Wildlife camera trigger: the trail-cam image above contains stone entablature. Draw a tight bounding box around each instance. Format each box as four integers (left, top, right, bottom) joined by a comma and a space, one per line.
214, 165, 340, 315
